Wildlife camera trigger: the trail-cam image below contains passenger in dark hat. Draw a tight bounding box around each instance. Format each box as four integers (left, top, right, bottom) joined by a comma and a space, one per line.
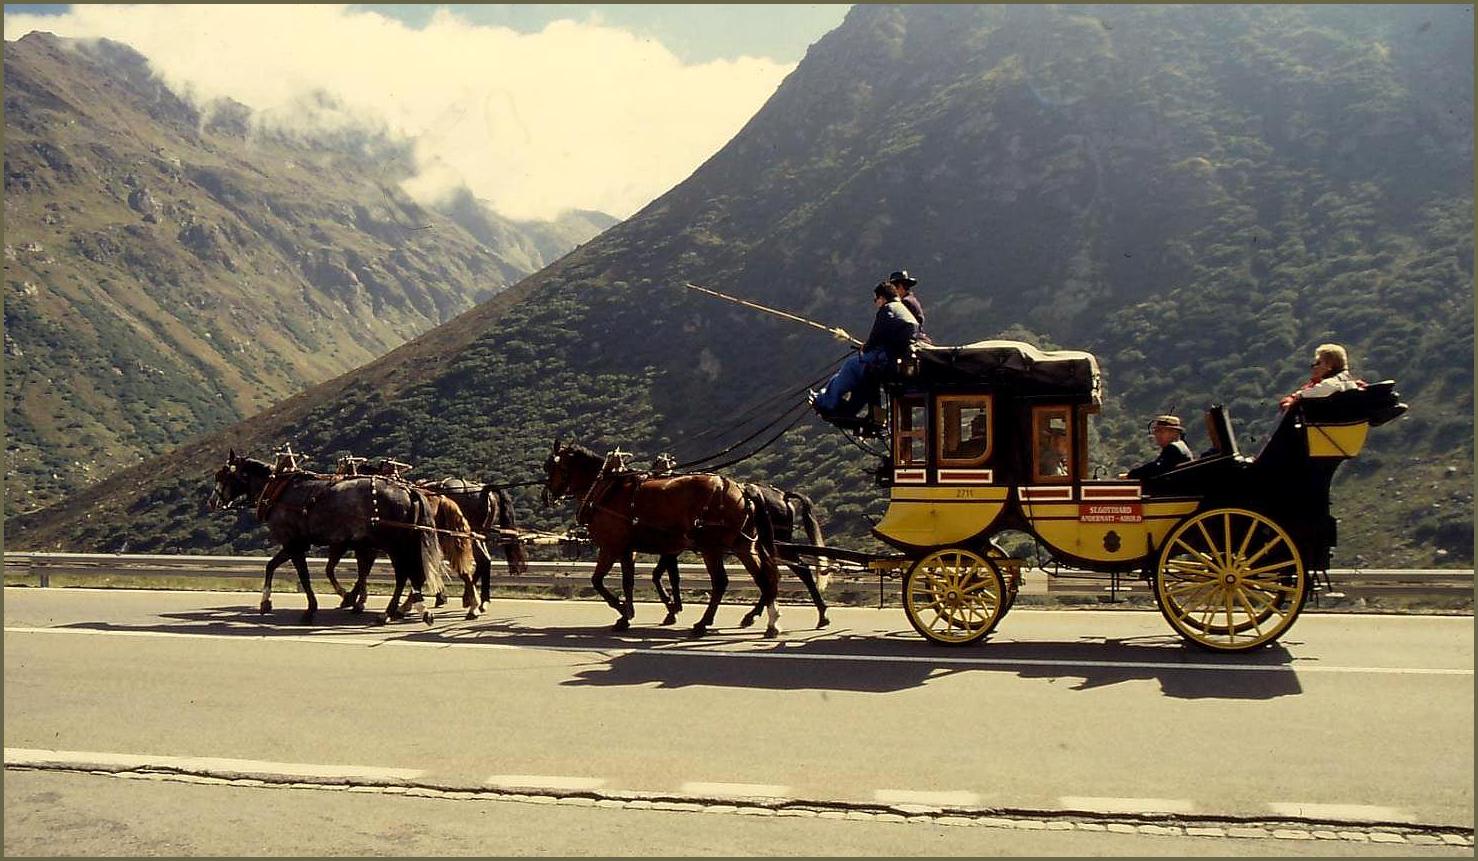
887, 269, 931, 344
1123, 414, 1193, 480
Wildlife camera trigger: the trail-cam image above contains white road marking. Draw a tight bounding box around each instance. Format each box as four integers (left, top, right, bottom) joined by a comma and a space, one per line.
5, 625, 1471, 676
484, 774, 605, 792
680, 782, 792, 799
1059, 796, 1197, 815
1267, 802, 1417, 823
875, 789, 982, 807
4, 747, 423, 781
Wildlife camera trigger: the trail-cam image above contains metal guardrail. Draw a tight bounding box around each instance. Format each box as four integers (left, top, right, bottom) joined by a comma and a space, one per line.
3, 552, 1472, 600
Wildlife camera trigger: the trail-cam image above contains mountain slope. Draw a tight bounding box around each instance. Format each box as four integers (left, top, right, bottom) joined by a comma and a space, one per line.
3, 32, 612, 513
9, 6, 1472, 566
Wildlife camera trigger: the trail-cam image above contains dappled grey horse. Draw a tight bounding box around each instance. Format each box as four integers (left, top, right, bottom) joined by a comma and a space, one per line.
208, 450, 445, 624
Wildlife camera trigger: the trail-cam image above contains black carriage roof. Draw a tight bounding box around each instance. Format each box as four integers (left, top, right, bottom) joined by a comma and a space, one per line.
912, 340, 1102, 402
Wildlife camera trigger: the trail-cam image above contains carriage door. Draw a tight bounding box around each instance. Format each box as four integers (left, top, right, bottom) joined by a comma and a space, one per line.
892, 395, 928, 484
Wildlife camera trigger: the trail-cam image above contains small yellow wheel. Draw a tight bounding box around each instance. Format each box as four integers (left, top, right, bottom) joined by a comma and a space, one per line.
903, 548, 1006, 646
1154, 508, 1308, 652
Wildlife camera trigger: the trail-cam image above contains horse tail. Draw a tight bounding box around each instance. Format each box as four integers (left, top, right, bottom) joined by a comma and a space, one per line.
744, 485, 778, 564
785, 490, 829, 591
435, 496, 475, 579
784, 491, 824, 548
413, 489, 445, 598
494, 487, 529, 574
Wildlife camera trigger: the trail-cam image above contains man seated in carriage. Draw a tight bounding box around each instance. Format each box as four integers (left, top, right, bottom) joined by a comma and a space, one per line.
810, 281, 918, 427
1122, 414, 1193, 480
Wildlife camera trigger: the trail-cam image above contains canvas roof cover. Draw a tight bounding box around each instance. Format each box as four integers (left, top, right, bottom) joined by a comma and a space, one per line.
913, 340, 1102, 402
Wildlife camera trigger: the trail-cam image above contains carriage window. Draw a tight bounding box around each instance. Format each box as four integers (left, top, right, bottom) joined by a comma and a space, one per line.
894, 397, 927, 465
1033, 405, 1072, 483
936, 395, 992, 466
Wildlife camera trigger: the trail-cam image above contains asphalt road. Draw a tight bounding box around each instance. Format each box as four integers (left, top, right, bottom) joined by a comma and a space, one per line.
5, 587, 1473, 856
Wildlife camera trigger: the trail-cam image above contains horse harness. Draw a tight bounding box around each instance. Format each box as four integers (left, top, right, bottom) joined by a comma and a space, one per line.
252, 470, 483, 540
576, 459, 758, 544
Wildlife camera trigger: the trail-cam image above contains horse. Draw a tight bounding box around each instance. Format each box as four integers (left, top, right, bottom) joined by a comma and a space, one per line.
416, 477, 529, 604
324, 489, 484, 620
207, 450, 445, 625
648, 484, 832, 629
542, 440, 784, 637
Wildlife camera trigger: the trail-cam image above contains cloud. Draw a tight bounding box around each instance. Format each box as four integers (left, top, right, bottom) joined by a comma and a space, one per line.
3, 4, 794, 221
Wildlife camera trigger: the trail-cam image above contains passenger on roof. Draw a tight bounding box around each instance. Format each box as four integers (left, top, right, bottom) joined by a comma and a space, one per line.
887, 269, 932, 344
1279, 343, 1362, 411
1122, 414, 1193, 480
811, 281, 918, 421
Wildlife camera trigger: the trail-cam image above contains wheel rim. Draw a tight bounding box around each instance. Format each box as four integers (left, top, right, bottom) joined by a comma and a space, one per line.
1155, 508, 1306, 651
904, 548, 1005, 645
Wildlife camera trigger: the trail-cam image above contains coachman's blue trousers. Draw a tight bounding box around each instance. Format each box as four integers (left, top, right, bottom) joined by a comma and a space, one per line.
814, 348, 889, 418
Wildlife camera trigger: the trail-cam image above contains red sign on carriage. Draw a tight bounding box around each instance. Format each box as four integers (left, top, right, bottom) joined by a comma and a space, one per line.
1079, 503, 1143, 523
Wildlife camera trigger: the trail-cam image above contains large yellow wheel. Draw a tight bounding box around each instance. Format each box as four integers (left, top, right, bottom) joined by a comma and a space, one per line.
1154, 508, 1308, 652
903, 548, 1007, 646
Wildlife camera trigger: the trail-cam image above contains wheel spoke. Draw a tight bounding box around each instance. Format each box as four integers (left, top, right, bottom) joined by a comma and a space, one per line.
1242, 533, 1287, 569
1171, 539, 1219, 570
1242, 577, 1301, 595
1242, 559, 1297, 577
1164, 557, 1216, 577
1193, 520, 1222, 567
1222, 513, 1235, 570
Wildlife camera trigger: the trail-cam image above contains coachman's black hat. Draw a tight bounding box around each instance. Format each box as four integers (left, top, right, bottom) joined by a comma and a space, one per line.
888, 270, 918, 287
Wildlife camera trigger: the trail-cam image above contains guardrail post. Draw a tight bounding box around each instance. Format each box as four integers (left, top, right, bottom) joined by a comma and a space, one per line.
35, 555, 48, 588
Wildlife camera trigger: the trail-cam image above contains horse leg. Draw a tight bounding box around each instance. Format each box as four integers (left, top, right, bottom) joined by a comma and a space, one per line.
588, 549, 624, 625
324, 544, 351, 602
792, 562, 830, 629
613, 553, 635, 631
474, 540, 493, 610
381, 563, 407, 625
290, 550, 317, 625
347, 547, 375, 613
460, 558, 479, 621
260, 546, 293, 614
738, 548, 783, 639
692, 551, 728, 637
653, 555, 679, 626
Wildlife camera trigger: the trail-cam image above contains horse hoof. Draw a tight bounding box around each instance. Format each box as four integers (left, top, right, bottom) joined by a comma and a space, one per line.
738, 615, 756, 629
765, 627, 781, 639
465, 609, 478, 621
422, 612, 434, 625
612, 618, 631, 632
689, 623, 708, 638
660, 613, 677, 626
338, 596, 355, 609
259, 601, 272, 614
817, 617, 831, 629
435, 594, 448, 608
376, 614, 390, 626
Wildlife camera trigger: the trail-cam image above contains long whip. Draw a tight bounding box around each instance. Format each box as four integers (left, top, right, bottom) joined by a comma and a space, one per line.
684, 282, 862, 347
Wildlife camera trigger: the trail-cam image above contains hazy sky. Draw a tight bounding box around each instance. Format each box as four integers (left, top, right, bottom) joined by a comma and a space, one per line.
3, 4, 851, 221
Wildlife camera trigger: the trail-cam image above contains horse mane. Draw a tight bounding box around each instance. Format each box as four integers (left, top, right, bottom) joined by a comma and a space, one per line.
560, 444, 603, 462
235, 457, 274, 476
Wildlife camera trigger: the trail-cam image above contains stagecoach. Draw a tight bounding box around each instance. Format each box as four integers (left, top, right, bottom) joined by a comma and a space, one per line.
789, 340, 1408, 652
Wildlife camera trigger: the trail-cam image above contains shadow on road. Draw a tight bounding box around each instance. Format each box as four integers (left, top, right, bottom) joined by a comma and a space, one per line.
50, 602, 1304, 700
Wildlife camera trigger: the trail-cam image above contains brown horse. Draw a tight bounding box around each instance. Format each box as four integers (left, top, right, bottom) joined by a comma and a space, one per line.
543, 441, 784, 637
207, 451, 445, 624
650, 483, 832, 629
